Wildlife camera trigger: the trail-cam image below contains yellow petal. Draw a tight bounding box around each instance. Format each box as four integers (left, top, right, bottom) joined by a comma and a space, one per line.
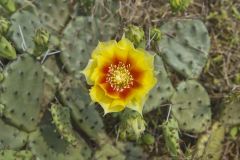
129, 49, 155, 71
90, 85, 125, 114
106, 99, 126, 114
117, 38, 134, 52
82, 59, 97, 85
92, 40, 117, 59
127, 95, 147, 116
90, 85, 112, 114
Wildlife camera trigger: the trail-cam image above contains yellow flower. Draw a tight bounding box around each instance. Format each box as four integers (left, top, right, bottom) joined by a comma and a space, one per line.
82, 38, 157, 115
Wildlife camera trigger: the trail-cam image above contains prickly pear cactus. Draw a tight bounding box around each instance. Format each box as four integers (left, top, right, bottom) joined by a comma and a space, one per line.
60, 17, 97, 75
93, 144, 126, 160
33, 0, 71, 32
60, 15, 118, 76
171, 80, 212, 133
28, 124, 92, 160
0, 35, 16, 60
0, 54, 44, 131
162, 118, 180, 159
8, 10, 43, 53
0, 119, 27, 150
220, 99, 240, 126
158, 19, 210, 79
116, 142, 148, 160
143, 55, 175, 114
41, 65, 60, 108
50, 104, 79, 146
0, 150, 33, 160
193, 122, 225, 160
59, 77, 109, 145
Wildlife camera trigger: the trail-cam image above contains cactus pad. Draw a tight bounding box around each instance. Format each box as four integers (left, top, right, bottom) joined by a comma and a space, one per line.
93, 144, 125, 160
171, 80, 211, 133
0, 118, 27, 150
8, 10, 42, 53
194, 122, 225, 160
28, 124, 92, 160
220, 100, 240, 126
50, 104, 79, 146
143, 55, 175, 114
60, 16, 118, 77
59, 77, 108, 145
158, 19, 210, 79
162, 118, 180, 158
0, 150, 33, 160
33, 0, 70, 32
0, 54, 44, 131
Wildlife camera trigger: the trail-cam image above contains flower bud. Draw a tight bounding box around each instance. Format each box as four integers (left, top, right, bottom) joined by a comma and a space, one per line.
33, 28, 50, 57
124, 24, 145, 47
150, 27, 162, 41
169, 0, 192, 12
0, 16, 10, 35
118, 109, 146, 140
34, 28, 50, 47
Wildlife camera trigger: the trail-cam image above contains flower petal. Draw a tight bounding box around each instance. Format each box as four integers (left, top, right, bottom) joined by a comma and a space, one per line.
90, 85, 125, 114
82, 59, 97, 85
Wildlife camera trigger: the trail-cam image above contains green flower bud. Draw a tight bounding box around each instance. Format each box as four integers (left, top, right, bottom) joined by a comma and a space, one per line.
33, 28, 50, 57
0, 16, 10, 35
150, 27, 162, 41
118, 109, 146, 140
124, 24, 145, 47
0, 36, 16, 60
34, 28, 50, 47
169, 0, 192, 12
142, 133, 155, 145
0, 0, 16, 13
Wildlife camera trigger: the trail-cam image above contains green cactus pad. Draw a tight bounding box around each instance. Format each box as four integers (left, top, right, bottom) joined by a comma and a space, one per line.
162, 118, 180, 159
93, 144, 126, 160
41, 65, 60, 109
193, 122, 225, 160
76, 0, 94, 15
220, 101, 240, 126
0, 54, 44, 132
158, 19, 210, 79
8, 10, 43, 53
143, 55, 175, 114
33, 0, 70, 32
171, 80, 211, 133
60, 16, 118, 77
116, 142, 148, 160
0, 36, 16, 60
0, 150, 34, 160
50, 104, 79, 146
0, 118, 27, 150
59, 77, 108, 145
28, 124, 92, 160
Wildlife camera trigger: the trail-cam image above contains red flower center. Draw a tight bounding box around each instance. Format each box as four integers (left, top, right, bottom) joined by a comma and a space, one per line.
106, 62, 134, 92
